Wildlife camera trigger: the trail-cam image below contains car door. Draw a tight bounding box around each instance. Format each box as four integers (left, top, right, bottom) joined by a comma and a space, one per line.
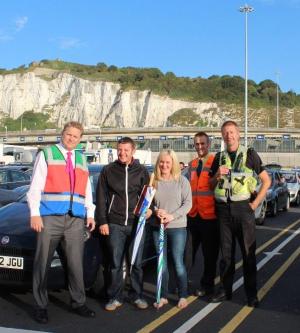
275, 171, 285, 208
279, 173, 289, 207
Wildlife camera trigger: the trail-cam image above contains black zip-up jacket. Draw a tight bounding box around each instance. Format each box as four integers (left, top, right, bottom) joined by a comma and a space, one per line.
95, 159, 150, 226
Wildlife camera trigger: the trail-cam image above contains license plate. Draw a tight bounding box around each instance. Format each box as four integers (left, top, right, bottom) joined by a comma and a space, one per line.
0, 255, 24, 269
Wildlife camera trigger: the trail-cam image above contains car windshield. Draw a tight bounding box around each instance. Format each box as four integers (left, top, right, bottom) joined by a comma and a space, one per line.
280, 172, 297, 183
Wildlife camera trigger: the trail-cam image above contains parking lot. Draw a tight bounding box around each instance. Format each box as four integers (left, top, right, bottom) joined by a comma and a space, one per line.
0, 205, 300, 333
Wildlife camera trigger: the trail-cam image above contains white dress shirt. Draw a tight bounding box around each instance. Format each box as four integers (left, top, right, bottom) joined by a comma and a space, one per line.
27, 143, 95, 218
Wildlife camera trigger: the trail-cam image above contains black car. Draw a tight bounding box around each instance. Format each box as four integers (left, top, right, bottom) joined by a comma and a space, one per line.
0, 165, 105, 292
0, 167, 31, 189
0, 163, 158, 293
0, 185, 29, 208
266, 169, 290, 216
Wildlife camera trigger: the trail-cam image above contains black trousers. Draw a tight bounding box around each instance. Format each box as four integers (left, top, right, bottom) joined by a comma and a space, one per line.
185, 214, 220, 291
216, 201, 257, 299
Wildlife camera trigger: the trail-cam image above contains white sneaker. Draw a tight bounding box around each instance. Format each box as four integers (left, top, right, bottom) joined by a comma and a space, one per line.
134, 298, 148, 310
105, 299, 122, 311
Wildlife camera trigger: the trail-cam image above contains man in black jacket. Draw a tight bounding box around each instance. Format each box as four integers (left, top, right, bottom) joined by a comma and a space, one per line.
95, 137, 151, 311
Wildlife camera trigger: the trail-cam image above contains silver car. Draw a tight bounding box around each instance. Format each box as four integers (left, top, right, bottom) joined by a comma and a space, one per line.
254, 176, 268, 225
280, 170, 300, 206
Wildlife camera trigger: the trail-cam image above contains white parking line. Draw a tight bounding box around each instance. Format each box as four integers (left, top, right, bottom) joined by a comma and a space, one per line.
173, 226, 300, 333
256, 225, 298, 233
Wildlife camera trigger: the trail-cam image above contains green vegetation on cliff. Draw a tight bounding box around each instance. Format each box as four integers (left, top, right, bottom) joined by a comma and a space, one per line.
1, 59, 300, 110
0, 111, 56, 132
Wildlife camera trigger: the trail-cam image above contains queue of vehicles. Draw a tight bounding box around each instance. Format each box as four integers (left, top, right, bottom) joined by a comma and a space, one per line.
0, 162, 298, 292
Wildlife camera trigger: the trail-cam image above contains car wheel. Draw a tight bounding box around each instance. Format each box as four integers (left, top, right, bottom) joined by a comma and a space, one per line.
296, 193, 300, 206
90, 265, 105, 297
256, 202, 267, 225
283, 196, 290, 211
271, 199, 278, 217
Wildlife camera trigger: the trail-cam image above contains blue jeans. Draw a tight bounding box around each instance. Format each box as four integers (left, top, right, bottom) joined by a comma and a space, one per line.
106, 223, 145, 302
152, 227, 188, 299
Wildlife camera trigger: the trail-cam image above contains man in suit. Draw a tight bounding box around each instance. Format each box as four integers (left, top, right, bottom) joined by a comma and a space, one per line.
28, 121, 96, 323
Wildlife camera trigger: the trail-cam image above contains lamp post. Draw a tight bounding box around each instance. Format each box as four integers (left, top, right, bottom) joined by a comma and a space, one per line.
239, 4, 254, 148
20, 114, 23, 132
4, 125, 7, 141
275, 71, 280, 128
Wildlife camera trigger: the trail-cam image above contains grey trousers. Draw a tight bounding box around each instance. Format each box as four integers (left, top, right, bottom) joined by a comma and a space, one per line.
32, 214, 86, 309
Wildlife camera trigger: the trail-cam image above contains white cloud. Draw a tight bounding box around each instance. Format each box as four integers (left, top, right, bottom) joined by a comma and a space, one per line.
0, 30, 13, 42
15, 16, 28, 32
58, 37, 83, 49
0, 16, 28, 43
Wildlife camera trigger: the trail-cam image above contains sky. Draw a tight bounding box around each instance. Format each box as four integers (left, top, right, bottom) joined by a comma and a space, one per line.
1, 0, 300, 93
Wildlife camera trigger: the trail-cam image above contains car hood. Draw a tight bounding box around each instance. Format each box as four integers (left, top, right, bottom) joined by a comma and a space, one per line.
0, 202, 33, 237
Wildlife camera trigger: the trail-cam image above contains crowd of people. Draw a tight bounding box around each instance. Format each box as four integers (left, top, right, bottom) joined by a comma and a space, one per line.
27, 120, 271, 324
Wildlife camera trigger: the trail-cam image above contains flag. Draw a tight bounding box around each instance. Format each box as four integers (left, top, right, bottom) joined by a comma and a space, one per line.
156, 223, 165, 305
130, 174, 156, 271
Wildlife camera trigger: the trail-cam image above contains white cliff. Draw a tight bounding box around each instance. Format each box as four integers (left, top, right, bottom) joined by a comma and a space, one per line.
0, 71, 227, 128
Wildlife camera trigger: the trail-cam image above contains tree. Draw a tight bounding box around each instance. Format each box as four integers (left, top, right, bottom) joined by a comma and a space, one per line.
96, 62, 107, 71
108, 65, 118, 72
258, 79, 277, 91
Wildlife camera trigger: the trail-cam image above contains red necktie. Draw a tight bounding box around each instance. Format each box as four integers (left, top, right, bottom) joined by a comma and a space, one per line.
66, 151, 75, 193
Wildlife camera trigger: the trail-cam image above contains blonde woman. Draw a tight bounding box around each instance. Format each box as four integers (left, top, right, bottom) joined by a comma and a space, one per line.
151, 150, 192, 309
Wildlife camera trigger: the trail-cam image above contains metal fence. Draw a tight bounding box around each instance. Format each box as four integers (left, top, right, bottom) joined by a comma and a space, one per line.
2, 134, 300, 153
131, 138, 300, 153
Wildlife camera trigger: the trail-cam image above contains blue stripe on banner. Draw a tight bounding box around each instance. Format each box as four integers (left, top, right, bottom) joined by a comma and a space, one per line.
136, 217, 146, 233
140, 200, 149, 212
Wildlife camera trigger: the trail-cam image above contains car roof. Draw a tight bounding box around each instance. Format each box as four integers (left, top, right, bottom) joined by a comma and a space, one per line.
265, 163, 282, 170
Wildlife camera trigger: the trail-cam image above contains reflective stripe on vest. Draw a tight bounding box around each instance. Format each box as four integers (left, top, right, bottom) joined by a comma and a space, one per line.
40, 145, 88, 218
188, 154, 216, 219
214, 146, 257, 202
192, 190, 214, 196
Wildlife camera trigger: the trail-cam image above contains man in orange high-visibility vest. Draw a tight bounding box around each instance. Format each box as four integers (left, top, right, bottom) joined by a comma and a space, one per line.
185, 131, 219, 297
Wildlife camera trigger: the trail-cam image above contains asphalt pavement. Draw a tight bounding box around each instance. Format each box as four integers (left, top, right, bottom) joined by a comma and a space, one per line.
0, 207, 300, 333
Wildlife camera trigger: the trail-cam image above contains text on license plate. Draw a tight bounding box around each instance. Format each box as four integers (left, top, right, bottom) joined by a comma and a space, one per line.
0, 256, 24, 269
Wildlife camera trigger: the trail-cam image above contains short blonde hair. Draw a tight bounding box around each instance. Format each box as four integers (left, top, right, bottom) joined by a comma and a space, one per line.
62, 121, 84, 137
154, 149, 181, 183
221, 120, 239, 131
